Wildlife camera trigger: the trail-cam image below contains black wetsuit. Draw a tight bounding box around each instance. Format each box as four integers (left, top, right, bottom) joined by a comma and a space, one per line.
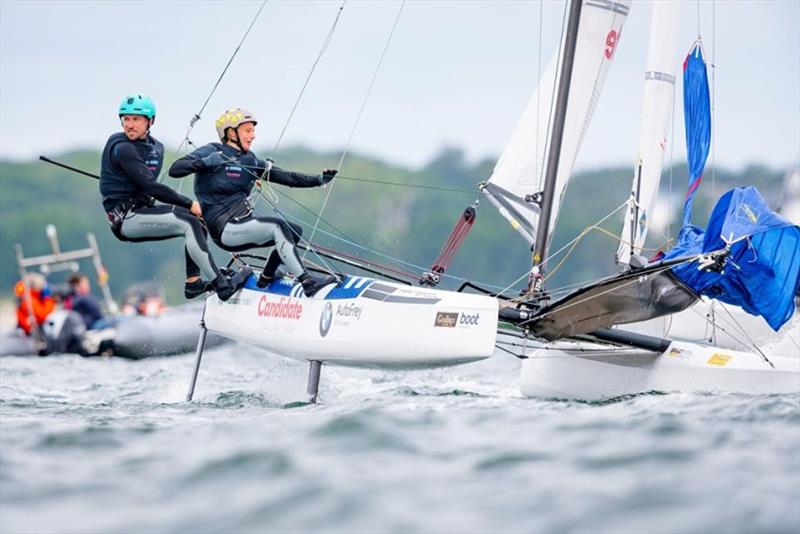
169, 143, 322, 277
99, 132, 220, 281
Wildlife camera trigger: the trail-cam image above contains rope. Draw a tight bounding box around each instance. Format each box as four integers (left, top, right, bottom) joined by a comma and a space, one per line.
266, 192, 513, 293
335, 1, 405, 173
166, 0, 269, 189
203, 150, 341, 276
619, 195, 675, 255
303, 0, 406, 260
271, 1, 347, 156
334, 174, 475, 194
496, 200, 630, 298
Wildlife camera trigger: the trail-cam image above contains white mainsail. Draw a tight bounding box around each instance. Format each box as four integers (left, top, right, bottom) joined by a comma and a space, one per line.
616, 1, 683, 263
485, 0, 630, 247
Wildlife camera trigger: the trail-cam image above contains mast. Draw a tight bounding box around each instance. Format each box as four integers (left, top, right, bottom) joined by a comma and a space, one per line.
616, 1, 683, 264
482, 0, 628, 286
531, 0, 582, 276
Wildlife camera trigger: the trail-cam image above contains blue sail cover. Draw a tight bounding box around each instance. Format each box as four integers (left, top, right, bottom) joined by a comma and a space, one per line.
665, 187, 800, 331
682, 41, 711, 227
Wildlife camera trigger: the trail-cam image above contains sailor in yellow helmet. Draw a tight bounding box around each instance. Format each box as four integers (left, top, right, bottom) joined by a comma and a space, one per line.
169, 108, 338, 296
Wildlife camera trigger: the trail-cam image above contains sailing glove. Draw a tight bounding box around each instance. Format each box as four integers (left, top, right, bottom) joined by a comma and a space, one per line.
201, 151, 227, 169
320, 169, 338, 185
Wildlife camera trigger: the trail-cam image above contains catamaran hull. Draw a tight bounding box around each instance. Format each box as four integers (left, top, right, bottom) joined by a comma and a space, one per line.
204, 276, 499, 369
517, 338, 800, 400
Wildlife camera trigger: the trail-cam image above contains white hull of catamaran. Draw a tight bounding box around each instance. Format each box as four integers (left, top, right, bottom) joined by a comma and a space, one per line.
624, 298, 787, 351
204, 275, 499, 369
518, 338, 800, 401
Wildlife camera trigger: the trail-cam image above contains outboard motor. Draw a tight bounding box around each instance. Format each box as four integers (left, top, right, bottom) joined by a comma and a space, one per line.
41, 310, 86, 355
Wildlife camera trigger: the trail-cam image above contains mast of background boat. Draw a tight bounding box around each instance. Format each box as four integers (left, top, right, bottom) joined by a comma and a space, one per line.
530, 0, 582, 286
616, 1, 683, 265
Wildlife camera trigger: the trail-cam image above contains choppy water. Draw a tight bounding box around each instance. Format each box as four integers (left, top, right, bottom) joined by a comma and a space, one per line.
1, 341, 799, 534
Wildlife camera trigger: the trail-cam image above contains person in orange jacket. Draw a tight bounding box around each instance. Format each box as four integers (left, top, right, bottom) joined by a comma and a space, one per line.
14, 273, 56, 335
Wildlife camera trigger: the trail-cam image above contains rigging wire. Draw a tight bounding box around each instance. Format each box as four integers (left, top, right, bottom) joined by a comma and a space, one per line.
717, 301, 774, 367
167, 0, 269, 186
668, 70, 677, 242
696, 0, 701, 38
230, 161, 341, 275
496, 200, 630, 298
271, 1, 347, 157
269, 192, 512, 292
685, 303, 777, 368
710, 0, 717, 198
303, 0, 407, 260
334, 174, 475, 194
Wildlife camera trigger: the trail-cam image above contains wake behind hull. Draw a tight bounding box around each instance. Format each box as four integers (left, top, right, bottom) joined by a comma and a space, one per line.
516, 337, 800, 400
204, 275, 499, 369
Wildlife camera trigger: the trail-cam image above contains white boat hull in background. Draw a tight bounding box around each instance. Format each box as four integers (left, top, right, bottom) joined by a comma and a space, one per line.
517, 337, 800, 401
624, 299, 789, 351
205, 276, 499, 369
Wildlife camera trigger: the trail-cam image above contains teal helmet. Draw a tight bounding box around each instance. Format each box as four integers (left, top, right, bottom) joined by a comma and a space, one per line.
118, 94, 156, 120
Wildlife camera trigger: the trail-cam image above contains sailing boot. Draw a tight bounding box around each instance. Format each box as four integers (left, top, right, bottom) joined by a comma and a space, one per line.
214, 266, 254, 301
256, 252, 284, 288
298, 272, 337, 297
184, 279, 212, 299
257, 266, 288, 288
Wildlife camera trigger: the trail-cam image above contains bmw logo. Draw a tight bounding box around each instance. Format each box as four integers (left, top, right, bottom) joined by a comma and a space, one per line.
319, 302, 333, 337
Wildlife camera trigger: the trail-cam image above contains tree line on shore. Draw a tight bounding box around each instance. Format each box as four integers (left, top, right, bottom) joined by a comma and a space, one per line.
0, 146, 786, 304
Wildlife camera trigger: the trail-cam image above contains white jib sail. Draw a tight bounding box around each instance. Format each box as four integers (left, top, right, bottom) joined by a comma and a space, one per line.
486, 0, 630, 246
616, 1, 682, 264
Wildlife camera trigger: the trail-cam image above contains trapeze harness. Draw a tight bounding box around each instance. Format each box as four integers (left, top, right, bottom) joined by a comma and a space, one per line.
99, 132, 221, 281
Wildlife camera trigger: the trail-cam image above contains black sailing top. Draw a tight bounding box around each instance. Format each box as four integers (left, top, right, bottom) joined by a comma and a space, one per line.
99, 132, 193, 212
168, 142, 322, 234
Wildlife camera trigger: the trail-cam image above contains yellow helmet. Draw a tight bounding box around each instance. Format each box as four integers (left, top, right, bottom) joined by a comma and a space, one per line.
215, 108, 257, 141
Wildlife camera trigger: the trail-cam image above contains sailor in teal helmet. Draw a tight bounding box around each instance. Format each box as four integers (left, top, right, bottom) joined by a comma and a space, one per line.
169, 108, 338, 297
100, 94, 251, 301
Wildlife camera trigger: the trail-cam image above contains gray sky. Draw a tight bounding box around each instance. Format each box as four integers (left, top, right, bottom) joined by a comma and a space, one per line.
1, 0, 798, 172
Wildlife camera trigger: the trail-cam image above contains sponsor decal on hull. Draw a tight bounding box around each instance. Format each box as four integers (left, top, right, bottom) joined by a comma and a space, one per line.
434, 311, 481, 328
220, 296, 254, 306
336, 303, 363, 321
319, 302, 333, 337
707, 353, 732, 366
460, 312, 480, 326
257, 295, 303, 320
435, 312, 458, 327
320, 302, 364, 336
